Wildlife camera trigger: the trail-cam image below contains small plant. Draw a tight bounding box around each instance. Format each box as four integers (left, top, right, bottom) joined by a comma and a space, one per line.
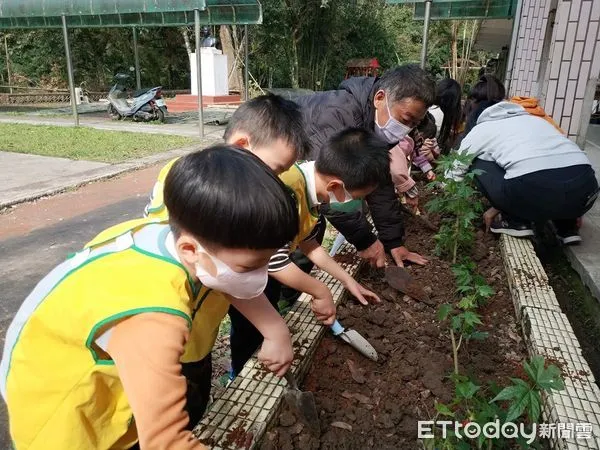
491, 355, 564, 423
453, 261, 495, 307
437, 261, 493, 376
423, 357, 564, 449
427, 150, 484, 263
438, 304, 488, 375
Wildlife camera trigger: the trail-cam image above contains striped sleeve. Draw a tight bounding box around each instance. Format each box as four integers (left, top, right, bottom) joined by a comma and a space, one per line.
302, 215, 325, 242
268, 244, 292, 273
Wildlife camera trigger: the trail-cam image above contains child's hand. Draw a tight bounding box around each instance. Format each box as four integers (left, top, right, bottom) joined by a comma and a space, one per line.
405, 194, 419, 208
358, 239, 387, 268
258, 331, 293, 377
311, 287, 336, 325
422, 139, 439, 162
343, 278, 381, 305
483, 207, 500, 233
426, 170, 436, 181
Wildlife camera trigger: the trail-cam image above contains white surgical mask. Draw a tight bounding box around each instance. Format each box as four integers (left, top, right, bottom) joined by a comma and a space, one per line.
375, 93, 413, 144
328, 184, 353, 205
194, 242, 268, 300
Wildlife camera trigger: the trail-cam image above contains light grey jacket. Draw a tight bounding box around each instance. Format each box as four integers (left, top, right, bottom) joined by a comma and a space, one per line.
450, 101, 590, 180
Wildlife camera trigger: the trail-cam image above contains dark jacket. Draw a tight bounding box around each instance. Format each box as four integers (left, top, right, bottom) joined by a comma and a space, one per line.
295, 77, 405, 252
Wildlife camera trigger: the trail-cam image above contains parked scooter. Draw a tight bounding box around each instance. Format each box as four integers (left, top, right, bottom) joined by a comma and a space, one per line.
107, 73, 167, 122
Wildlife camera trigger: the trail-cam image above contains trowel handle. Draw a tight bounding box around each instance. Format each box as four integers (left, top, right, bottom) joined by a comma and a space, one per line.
330, 319, 345, 336
284, 371, 298, 390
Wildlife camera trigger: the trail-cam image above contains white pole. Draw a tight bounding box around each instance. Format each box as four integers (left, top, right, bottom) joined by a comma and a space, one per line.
420, 0, 432, 69
195, 9, 205, 138
133, 27, 141, 90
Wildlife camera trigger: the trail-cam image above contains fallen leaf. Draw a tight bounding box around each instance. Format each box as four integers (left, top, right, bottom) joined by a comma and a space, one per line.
507, 330, 520, 342
290, 422, 304, 435
353, 393, 371, 404
341, 391, 354, 400
420, 390, 431, 399
346, 359, 366, 384
402, 311, 414, 321
331, 421, 353, 431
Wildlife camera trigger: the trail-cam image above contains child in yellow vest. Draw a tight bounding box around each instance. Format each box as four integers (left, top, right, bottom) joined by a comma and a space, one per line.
0, 146, 299, 450
144, 94, 344, 375
145, 93, 308, 219
147, 126, 390, 378
233, 128, 389, 374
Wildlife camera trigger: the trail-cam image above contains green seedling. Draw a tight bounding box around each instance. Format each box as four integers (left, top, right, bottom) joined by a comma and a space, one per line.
424, 357, 564, 449
438, 304, 488, 375
491, 355, 564, 423
453, 261, 495, 306
427, 151, 484, 263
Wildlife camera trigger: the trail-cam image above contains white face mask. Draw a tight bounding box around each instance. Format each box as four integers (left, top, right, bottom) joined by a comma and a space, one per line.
328, 183, 353, 205
194, 242, 268, 300
375, 93, 413, 144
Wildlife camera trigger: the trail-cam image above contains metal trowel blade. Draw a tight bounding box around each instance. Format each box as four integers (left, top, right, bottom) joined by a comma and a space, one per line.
339, 329, 379, 361
384, 266, 431, 304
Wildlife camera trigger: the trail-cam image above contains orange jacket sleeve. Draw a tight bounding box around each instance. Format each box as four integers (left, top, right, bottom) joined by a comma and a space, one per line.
108, 312, 207, 450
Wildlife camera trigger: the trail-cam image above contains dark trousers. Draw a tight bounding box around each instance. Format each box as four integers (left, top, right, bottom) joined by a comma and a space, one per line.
472, 159, 599, 233
228, 221, 326, 377
181, 355, 213, 429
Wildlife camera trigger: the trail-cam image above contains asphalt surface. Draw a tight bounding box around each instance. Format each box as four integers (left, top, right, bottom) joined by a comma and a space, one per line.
0, 180, 153, 448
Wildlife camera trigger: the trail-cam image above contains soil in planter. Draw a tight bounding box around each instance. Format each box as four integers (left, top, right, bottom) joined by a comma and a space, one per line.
262, 214, 529, 450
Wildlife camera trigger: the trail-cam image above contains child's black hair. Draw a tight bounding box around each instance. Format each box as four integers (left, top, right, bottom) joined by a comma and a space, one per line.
468, 74, 506, 103
462, 75, 506, 138
435, 78, 462, 152
164, 145, 299, 249
375, 64, 436, 107
223, 93, 310, 159
316, 128, 390, 191
416, 112, 437, 140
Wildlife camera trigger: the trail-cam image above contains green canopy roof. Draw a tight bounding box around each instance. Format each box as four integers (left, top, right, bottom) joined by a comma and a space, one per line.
386, 0, 517, 20
0, 0, 262, 29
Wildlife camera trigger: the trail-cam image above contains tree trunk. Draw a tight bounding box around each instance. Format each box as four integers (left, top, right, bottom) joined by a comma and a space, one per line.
451, 21, 459, 79
181, 27, 193, 55
290, 28, 300, 89
220, 25, 243, 93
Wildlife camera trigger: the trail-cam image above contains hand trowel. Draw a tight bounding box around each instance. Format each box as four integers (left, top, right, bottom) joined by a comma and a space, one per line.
330, 319, 378, 361
384, 264, 433, 305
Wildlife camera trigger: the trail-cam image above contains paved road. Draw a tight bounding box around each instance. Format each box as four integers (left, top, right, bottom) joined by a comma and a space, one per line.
0, 165, 162, 448
0, 108, 229, 138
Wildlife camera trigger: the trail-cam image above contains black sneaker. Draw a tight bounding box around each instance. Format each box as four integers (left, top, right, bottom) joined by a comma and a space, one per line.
557, 231, 582, 245
490, 216, 534, 237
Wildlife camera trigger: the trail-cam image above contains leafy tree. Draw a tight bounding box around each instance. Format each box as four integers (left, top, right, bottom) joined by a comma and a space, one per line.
0, 4, 492, 92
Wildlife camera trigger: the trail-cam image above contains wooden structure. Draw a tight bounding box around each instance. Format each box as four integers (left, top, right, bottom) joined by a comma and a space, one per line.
344, 58, 381, 79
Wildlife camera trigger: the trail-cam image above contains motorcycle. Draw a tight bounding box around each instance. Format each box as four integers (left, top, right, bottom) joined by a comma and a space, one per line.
107, 73, 167, 123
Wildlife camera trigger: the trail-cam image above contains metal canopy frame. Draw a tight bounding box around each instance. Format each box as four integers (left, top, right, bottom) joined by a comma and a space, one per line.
414, 0, 517, 20
0, 0, 263, 137
0, 1, 262, 28
386, 0, 516, 70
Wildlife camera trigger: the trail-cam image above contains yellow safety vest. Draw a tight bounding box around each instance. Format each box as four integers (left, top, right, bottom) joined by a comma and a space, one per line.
144, 158, 180, 221
278, 164, 320, 251
145, 160, 320, 251
0, 218, 229, 449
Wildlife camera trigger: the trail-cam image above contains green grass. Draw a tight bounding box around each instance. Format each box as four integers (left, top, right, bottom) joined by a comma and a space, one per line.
218, 314, 231, 338
0, 123, 196, 163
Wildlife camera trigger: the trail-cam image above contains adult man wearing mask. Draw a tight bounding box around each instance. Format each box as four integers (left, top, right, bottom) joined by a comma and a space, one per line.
295, 64, 436, 267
